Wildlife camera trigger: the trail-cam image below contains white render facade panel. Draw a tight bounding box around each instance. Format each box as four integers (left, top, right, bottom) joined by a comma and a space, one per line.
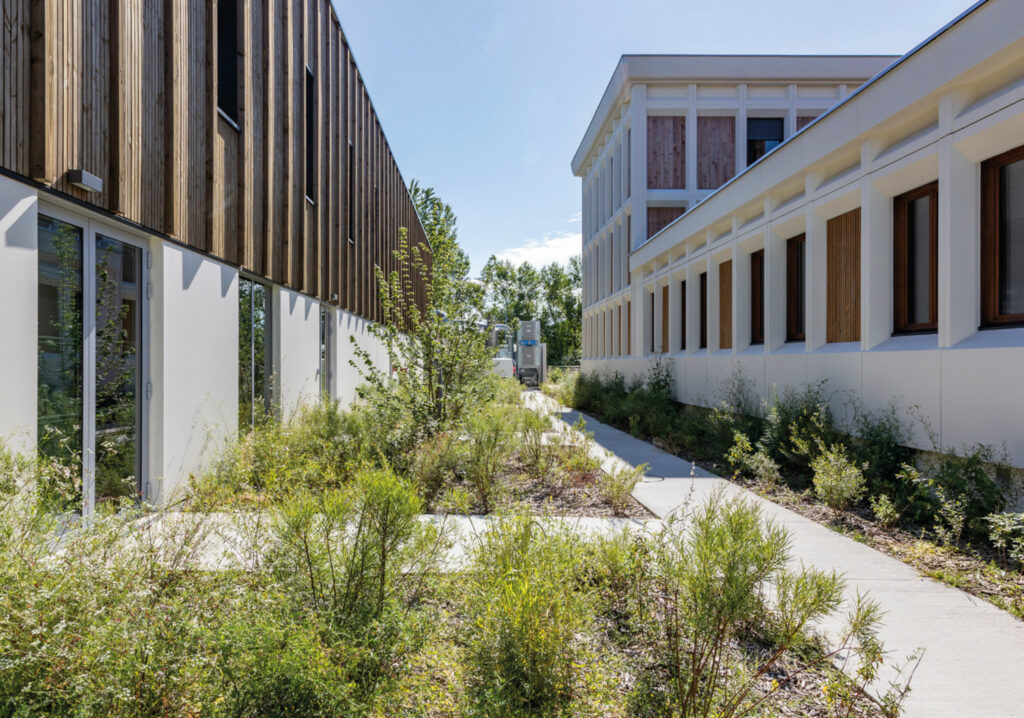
575, 2, 1024, 468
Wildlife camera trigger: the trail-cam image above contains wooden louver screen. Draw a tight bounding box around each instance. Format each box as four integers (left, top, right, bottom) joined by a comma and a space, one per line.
647, 116, 686, 189
826, 208, 861, 343
697, 117, 736, 189
719, 260, 733, 349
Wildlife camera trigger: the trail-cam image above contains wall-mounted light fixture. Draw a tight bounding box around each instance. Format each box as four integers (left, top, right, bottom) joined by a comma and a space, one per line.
68, 169, 103, 193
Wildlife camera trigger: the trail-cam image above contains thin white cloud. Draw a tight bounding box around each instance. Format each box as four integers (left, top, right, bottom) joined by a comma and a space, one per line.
567, 211, 582, 223
496, 232, 581, 267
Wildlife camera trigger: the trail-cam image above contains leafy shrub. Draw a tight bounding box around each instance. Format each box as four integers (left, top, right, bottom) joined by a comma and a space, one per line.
848, 398, 916, 498
811, 445, 866, 511
600, 462, 648, 515
928, 444, 1007, 539
639, 490, 877, 717
516, 406, 555, 480
985, 513, 1024, 568
466, 516, 592, 715
760, 381, 841, 485
465, 404, 515, 511
727, 432, 782, 486
409, 431, 464, 504
870, 494, 900, 528
932, 486, 967, 548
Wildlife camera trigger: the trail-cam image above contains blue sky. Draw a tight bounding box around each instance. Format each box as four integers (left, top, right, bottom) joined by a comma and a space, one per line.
334, 0, 977, 276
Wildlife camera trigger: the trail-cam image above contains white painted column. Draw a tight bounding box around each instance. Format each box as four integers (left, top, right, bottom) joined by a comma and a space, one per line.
668, 276, 682, 353
861, 166, 892, 350
786, 84, 798, 139
709, 260, 721, 353
805, 198, 828, 351
764, 223, 787, 351
686, 264, 700, 354
938, 138, 979, 348
736, 84, 748, 176
734, 245, 750, 353
630, 84, 648, 245
686, 84, 698, 203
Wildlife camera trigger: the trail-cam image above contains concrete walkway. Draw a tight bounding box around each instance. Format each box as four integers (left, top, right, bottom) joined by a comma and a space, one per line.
529, 393, 1024, 718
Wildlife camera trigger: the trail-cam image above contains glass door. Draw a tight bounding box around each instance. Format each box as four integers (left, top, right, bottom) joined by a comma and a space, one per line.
37, 214, 146, 516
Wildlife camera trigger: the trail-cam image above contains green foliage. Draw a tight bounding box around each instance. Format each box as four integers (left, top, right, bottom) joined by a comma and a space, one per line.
870, 494, 901, 528
464, 404, 516, 511
848, 398, 916, 498
352, 228, 496, 443
727, 431, 781, 484
600, 462, 648, 515
985, 512, 1024, 568
409, 180, 479, 311
927, 444, 1007, 540
932, 486, 967, 548
639, 491, 856, 717
812, 445, 867, 511
465, 515, 593, 715
760, 381, 840, 485
409, 431, 465, 504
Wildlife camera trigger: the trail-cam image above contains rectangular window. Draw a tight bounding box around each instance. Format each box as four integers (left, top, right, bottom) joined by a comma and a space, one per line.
747, 117, 784, 165
893, 181, 938, 333
319, 303, 332, 399
305, 68, 316, 202
239, 277, 272, 429
38, 215, 145, 514
751, 249, 765, 345
661, 285, 669, 353
627, 300, 631, 354
786, 234, 806, 341
649, 291, 655, 353
719, 259, 733, 350
826, 208, 861, 343
347, 141, 355, 242
647, 116, 686, 189
699, 271, 708, 349
981, 144, 1024, 326
217, 0, 239, 123
679, 280, 686, 351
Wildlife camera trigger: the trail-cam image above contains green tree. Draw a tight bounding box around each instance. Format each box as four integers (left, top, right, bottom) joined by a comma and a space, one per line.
480, 257, 541, 327
409, 180, 481, 312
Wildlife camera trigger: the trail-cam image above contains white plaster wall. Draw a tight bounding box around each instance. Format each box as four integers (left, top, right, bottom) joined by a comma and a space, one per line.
150, 243, 238, 503
274, 286, 321, 417
335, 307, 389, 408
0, 178, 38, 453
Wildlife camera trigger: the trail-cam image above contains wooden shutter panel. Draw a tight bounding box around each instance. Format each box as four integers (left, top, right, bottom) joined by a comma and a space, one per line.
826, 208, 861, 343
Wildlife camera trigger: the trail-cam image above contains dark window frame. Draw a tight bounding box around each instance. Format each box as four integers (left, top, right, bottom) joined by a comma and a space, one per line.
649, 291, 655, 353
981, 143, 1024, 327
747, 117, 784, 166
750, 248, 765, 345
679, 279, 686, 352
893, 181, 938, 334
786, 234, 806, 342
305, 67, 316, 203
699, 271, 708, 349
217, 0, 240, 124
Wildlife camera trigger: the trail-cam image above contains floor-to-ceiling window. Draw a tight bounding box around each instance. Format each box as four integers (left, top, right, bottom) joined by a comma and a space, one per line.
239, 277, 272, 429
38, 214, 144, 515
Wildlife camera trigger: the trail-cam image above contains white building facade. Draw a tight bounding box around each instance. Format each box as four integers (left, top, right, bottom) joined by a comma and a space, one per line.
574, 0, 1024, 468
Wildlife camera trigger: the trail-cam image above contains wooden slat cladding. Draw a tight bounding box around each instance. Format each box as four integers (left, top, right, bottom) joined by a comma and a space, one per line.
647, 206, 685, 239
697, 116, 735, 189
826, 208, 861, 343
1, 0, 427, 320
796, 115, 818, 131
647, 116, 685, 189
718, 259, 732, 350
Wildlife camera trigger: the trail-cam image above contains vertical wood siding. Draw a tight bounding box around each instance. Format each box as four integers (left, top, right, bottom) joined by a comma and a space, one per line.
647, 206, 686, 239
719, 259, 732, 349
2, 0, 427, 318
646, 116, 685, 189
796, 115, 818, 131
826, 208, 861, 343
697, 116, 735, 189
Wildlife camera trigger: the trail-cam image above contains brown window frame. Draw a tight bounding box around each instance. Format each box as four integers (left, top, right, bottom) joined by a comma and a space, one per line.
981, 143, 1024, 327
750, 249, 765, 345
893, 181, 938, 334
679, 280, 687, 352
649, 291, 655, 353
699, 271, 708, 349
785, 234, 806, 341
